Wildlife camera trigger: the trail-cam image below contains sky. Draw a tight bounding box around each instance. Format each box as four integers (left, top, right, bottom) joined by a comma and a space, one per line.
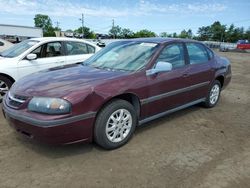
0, 0, 250, 35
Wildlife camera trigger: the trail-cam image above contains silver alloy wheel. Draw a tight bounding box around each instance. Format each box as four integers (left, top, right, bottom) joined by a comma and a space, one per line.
210, 84, 220, 105
105, 109, 132, 143
0, 80, 9, 101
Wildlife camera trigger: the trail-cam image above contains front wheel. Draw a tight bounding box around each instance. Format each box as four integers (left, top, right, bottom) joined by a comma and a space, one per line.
0, 76, 13, 102
94, 99, 137, 150
204, 80, 221, 108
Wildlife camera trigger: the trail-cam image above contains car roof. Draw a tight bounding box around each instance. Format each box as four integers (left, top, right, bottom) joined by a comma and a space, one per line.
121, 37, 199, 44
30, 37, 97, 45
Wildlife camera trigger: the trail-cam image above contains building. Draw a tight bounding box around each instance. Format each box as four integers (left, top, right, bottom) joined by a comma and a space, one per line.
0, 24, 43, 43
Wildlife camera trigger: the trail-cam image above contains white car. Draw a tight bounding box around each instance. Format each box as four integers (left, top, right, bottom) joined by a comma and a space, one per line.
0, 38, 13, 52
0, 37, 101, 101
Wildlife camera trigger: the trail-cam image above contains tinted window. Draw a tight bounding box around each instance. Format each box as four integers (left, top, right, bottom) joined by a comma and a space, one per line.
87, 44, 95, 53
156, 43, 185, 69
1, 40, 38, 58
206, 48, 214, 60
45, 42, 63, 57
186, 43, 209, 64
66, 42, 88, 55
0, 41, 4, 46
31, 46, 42, 58
85, 41, 158, 72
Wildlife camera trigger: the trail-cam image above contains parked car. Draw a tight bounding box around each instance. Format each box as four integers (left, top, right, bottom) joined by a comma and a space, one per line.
0, 37, 101, 101
236, 40, 250, 51
0, 38, 13, 52
2, 38, 231, 149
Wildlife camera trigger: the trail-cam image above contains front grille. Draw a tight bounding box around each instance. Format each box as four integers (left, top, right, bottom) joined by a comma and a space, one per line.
7, 92, 29, 108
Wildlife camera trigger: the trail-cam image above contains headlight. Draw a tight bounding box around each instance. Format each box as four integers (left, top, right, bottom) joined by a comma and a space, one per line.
28, 97, 71, 114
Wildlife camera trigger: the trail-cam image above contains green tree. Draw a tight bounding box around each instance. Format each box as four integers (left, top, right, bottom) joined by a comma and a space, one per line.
197, 26, 211, 41
160, 32, 168, 37
133, 29, 156, 38
244, 28, 250, 41
120, 28, 134, 38
109, 25, 122, 38
210, 21, 226, 41
172, 32, 178, 38
34, 14, 55, 37
179, 30, 189, 38
74, 26, 96, 39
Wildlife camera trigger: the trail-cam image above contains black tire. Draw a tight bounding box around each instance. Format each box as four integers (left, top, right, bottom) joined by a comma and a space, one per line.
0, 75, 13, 102
94, 99, 137, 150
204, 80, 221, 108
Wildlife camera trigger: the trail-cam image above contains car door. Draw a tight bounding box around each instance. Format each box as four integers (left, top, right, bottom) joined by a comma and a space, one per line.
65, 41, 95, 64
144, 42, 191, 117
18, 41, 66, 78
184, 42, 214, 102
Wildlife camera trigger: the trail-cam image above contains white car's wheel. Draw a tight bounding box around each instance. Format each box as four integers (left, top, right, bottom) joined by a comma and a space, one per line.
0, 76, 13, 102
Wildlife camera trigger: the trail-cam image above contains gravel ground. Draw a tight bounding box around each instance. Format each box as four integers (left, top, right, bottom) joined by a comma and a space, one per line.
0, 51, 250, 188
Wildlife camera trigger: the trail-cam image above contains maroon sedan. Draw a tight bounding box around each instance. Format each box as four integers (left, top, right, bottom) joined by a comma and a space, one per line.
2, 38, 231, 149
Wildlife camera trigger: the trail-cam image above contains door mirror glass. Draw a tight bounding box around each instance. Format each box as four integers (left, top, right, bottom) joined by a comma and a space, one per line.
146, 61, 172, 76
26, 53, 37, 60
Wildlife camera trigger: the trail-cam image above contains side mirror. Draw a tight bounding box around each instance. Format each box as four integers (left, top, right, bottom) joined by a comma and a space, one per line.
146, 61, 172, 76
26, 53, 37, 60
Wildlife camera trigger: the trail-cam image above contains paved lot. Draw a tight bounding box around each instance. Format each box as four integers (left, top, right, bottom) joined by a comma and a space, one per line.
0, 51, 250, 188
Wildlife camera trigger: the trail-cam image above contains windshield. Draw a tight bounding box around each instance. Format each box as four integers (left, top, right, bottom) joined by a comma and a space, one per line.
1, 40, 39, 58
84, 41, 159, 72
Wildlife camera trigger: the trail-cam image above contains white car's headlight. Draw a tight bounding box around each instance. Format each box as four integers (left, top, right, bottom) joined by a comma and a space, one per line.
28, 97, 71, 114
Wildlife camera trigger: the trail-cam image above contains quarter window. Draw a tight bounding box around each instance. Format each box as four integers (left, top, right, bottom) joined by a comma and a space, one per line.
156, 43, 185, 69
186, 43, 209, 64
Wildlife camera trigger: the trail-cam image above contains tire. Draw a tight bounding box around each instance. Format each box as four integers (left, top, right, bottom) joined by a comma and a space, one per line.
94, 99, 137, 150
204, 80, 221, 108
0, 76, 13, 102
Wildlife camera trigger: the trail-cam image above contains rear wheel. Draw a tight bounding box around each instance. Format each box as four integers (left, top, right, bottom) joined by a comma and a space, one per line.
94, 99, 137, 150
0, 76, 13, 102
204, 80, 221, 108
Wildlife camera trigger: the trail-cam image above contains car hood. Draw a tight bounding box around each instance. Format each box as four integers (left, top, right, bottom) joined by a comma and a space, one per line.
11, 64, 128, 97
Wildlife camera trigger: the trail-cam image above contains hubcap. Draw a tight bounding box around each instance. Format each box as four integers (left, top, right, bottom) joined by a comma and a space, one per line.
0, 80, 9, 101
105, 109, 132, 143
209, 84, 220, 105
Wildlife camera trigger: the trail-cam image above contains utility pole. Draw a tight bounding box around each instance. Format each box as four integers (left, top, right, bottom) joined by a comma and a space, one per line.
55, 21, 60, 29
79, 13, 84, 38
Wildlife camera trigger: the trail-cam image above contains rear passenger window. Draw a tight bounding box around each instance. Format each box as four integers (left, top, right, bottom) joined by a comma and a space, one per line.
156, 43, 185, 69
66, 42, 89, 55
186, 43, 209, 64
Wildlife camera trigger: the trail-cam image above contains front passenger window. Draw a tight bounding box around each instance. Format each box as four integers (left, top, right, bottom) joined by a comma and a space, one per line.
156, 43, 185, 69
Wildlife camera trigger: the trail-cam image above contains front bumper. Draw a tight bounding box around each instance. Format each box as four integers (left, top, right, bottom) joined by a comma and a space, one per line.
2, 101, 96, 145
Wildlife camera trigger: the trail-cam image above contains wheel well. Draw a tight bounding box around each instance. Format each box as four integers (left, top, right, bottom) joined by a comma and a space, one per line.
0, 73, 15, 84
101, 93, 141, 117
216, 75, 224, 87
114, 93, 141, 117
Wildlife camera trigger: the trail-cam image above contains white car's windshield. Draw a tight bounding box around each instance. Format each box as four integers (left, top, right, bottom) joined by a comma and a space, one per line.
84, 41, 159, 72
1, 40, 39, 58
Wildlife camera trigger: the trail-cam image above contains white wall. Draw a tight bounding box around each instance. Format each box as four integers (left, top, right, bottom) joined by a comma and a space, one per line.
0, 24, 43, 38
